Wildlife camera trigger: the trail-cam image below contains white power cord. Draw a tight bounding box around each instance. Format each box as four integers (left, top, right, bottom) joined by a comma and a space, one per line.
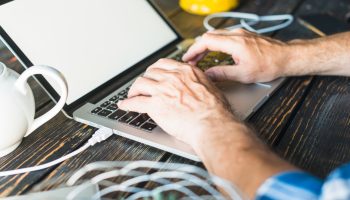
203, 12, 294, 34
0, 127, 114, 177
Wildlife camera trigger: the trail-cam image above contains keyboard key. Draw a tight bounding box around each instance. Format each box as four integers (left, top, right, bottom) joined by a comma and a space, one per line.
100, 101, 111, 107
106, 104, 118, 111
141, 122, 157, 132
119, 112, 139, 123
91, 107, 102, 114
148, 118, 156, 124
119, 94, 128, 100
108, 109, 127, 120
118, 90, 127, 96
130, 114, 150, 127
97, 109, 112, 117
109, 95, 118, 101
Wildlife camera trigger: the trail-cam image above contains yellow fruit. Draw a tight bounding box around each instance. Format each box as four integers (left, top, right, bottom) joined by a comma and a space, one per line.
180, 0, 239, 15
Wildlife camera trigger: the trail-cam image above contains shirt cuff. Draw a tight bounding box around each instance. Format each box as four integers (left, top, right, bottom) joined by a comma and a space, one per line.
255, 170, 323, 200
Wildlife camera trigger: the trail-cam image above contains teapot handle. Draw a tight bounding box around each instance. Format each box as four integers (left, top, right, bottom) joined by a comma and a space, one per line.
15, 65, 68, 137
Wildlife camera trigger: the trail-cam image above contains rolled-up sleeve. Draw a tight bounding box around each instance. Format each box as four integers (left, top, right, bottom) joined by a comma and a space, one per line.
255, 163, 350, 200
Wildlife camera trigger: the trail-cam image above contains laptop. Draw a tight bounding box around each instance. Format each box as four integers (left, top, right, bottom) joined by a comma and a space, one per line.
0, 0, 284, 161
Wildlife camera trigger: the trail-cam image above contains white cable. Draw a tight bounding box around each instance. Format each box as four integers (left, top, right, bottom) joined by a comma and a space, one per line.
203, 12, 294, 34
0, 127, 114, 177
203, 12, 260, 31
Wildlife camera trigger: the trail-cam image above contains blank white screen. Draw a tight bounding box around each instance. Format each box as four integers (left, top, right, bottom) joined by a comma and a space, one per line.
0, 0, 177, 104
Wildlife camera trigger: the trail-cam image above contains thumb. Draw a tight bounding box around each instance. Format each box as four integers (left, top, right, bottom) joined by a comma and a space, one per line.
205, 65, 236, 81
117, 96, 151, 114
205, 65, 254, 83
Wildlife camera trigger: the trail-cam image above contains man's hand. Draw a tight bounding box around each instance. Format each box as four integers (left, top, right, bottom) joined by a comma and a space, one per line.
118, 58, 296, 198
118, 58, 236, 150
116, 30, 350, 198
182, 29, 289, 83
184, 30, 350, 80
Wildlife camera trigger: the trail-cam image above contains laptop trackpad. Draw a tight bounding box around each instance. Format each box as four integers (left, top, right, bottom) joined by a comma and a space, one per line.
216, 82, 272, 119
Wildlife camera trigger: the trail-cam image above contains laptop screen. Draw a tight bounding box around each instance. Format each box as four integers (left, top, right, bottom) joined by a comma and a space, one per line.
0, 0, 178, 104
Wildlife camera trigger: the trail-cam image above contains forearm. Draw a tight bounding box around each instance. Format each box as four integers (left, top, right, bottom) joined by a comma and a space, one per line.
194, 121, 297, 199
282, 32, 350, 77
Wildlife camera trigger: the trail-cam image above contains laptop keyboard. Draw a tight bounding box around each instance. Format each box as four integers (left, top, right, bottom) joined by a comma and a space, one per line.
90, 50, 235, 132
91, 86, 158, 132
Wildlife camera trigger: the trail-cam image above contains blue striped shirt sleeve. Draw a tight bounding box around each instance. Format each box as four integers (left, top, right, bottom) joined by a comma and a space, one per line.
255, 163, 350, 200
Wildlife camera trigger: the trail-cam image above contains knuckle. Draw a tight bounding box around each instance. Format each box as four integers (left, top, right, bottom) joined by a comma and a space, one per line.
202, 32, 211, 39
242, 71, 257, 83
156, 58, 167, 64
202, 32, 216, 41
181, 63, 193, 72
157, 58, 172, 65
239, 37, 249, 45
132, 77, 144, 88
236, 28, 246, 34
193, 82, 208, 93
145, 63, 157, 72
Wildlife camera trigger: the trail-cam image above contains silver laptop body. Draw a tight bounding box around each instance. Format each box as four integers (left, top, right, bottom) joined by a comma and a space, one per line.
73, 37, 284, 161
0, 0, 284, 161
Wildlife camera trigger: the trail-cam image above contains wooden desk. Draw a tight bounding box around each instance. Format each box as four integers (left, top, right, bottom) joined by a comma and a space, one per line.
0, 0, 350, 197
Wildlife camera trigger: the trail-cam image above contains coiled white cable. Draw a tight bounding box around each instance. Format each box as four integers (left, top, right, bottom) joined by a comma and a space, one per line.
203, 12, 294, 34
0, 127, 114, 177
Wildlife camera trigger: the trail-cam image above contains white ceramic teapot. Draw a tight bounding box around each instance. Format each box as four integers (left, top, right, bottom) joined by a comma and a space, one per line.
0, 62, 68, 157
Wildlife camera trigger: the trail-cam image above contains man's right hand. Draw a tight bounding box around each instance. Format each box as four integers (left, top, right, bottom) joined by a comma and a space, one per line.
182, 29, 291, 83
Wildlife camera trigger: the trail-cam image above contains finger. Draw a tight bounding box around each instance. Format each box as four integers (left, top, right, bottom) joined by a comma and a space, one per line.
118, 96, 152, 114
184, 50, 208, 65
225, 28, 249, 35
143, 67, 170, 81
147, 58, 183, 72
146, 59, 199, 82
128, 77, 159, 98
182, 33, 236, 62
205, 65, 248, 82
207, 29, 244, 36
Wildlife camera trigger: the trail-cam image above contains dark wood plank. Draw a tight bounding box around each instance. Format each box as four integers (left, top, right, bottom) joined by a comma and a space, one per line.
274, 0, 350, 178
34, 135, 167, 193
0, 97, 166, 197
151, 0, 181, 18
277, 77, 350, 178
0, 110, 92, 197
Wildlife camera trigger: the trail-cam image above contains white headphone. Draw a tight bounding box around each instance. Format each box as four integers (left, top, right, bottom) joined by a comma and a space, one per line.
203, 12, 294, 34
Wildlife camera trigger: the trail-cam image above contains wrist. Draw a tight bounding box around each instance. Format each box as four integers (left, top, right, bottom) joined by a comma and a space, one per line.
193, 120, 297, 197
277, 39, 311, 77
192, 120, 256, 162
281, 39, 328, 76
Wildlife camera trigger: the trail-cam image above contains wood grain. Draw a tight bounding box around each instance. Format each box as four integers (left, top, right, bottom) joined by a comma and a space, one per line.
1, 0, 349, 198
277, 77, 350, 177
273, 0, 350, 178
0, 110, 91, 197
